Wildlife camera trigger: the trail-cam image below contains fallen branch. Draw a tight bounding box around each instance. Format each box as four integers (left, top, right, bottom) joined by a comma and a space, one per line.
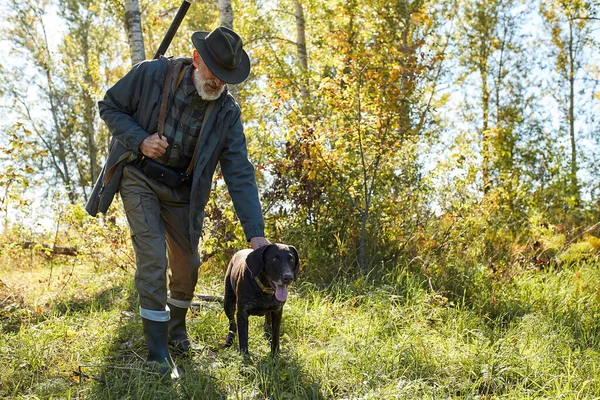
195, 294, 224, 303
21, 241, 78, 256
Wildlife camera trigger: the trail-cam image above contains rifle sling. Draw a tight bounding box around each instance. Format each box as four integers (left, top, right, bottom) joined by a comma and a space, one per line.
157, 62, 174, 139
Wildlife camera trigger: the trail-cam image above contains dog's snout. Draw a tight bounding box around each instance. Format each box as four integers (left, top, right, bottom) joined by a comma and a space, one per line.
282, 273, 294, 285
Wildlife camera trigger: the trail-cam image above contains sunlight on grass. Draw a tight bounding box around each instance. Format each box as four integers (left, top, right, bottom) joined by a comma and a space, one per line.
1, 254, 600, 399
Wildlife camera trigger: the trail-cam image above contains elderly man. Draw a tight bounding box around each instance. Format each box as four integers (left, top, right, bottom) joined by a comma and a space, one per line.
86, 27, 269, 375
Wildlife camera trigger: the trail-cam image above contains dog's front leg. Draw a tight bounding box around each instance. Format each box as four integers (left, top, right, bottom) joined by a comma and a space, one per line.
236, 309, 250, 355
270, 308, 282, 356
263, 311, 273, 343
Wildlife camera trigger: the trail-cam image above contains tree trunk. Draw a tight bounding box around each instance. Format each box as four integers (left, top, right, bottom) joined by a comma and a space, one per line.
46, 65, 76, 203
81, 14, 98, 193
568, 18, 579, 205
218, 0, 237, 96
294, 0, 309, 102
218, 0, 234, 29
481, 65, 490, 194
123, 0, 145, 65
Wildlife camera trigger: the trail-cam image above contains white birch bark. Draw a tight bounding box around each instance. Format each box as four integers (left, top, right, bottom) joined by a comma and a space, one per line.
218, 0, 234, 30
218, 0, 237, 94
294, 0, 309, 101
124, 0, 145, 65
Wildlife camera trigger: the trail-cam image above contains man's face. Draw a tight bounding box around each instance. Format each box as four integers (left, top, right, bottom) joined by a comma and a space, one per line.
193, 50, 226, 101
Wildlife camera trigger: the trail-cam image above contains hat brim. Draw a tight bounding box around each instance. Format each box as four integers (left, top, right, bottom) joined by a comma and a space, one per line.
192, 31, 251, 84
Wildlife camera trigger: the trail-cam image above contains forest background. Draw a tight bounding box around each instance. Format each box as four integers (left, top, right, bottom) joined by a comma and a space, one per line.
1, 0, 600, 398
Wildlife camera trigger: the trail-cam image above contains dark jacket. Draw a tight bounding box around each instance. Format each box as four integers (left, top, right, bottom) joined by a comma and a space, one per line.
85, 57, 264, 248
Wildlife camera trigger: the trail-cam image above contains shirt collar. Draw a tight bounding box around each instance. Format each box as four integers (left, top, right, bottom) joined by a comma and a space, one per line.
181, 65, 197, 97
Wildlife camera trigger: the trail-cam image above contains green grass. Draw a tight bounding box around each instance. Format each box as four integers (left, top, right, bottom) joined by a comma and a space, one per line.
1, 250, 600, 399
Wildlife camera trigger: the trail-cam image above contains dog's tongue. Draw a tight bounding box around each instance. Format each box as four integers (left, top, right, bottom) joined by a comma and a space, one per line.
275, 285, 288, 302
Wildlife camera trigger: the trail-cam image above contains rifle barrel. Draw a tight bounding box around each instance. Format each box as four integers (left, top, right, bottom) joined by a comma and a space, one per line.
153, 0, 191, 59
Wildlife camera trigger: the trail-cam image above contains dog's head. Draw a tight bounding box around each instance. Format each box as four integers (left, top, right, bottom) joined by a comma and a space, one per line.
246, 243, 299, 302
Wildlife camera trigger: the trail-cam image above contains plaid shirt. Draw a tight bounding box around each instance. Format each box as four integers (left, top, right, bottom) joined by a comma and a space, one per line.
157, 66, 208, 169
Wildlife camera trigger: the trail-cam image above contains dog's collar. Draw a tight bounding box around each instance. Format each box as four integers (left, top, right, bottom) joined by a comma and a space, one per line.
254, 276, 275, 295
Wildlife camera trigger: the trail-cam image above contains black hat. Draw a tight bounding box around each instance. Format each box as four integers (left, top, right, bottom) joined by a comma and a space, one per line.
191, 27, 250, 84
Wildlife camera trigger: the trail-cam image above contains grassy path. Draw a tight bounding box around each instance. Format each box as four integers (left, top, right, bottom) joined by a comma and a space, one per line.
1, 256, 600, 399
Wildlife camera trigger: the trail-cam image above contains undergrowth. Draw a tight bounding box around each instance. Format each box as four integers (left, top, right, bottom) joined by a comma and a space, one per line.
1, 239, 600, 399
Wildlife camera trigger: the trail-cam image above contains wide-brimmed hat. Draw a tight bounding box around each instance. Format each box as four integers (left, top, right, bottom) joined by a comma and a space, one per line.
191, 27, 250, 84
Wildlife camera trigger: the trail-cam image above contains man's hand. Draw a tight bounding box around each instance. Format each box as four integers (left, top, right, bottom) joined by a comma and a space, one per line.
139, 133, 168, 159
250, 236, 270, 250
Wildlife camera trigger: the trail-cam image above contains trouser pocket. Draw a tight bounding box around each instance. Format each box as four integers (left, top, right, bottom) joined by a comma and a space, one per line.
122, 195, 150, 236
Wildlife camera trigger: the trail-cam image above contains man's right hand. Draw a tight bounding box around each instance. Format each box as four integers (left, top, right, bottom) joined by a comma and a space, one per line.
139, 133, 168, 159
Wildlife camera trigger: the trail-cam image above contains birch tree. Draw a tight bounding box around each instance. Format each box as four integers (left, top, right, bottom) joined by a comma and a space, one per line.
3, 0, 77, 202
123, 0, 145, 65
540, 0, 599, 207
294, 0, 309, 102
218, 0, 234, 29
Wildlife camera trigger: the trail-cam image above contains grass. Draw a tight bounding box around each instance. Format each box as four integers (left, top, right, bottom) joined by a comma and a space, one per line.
1, 246, 600, 399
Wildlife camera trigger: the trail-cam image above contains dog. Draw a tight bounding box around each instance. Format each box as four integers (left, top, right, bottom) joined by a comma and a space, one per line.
223, 243, 299, 356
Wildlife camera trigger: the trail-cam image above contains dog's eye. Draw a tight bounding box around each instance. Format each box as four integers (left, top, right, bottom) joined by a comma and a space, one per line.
288, 256, 295, 263
272, 256, 279, 262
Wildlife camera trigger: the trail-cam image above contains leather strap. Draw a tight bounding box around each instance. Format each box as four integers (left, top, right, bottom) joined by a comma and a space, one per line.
175, 65, 187, 89
157, 62, 174, 139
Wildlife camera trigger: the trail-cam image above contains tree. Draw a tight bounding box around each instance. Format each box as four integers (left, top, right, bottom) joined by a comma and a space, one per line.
123, 0, 146, 65
259, 0, 447, 272
218, 0, 234, 29
1, 0, 128, 203
4, 0, 78, 202
540, 0, 599, 207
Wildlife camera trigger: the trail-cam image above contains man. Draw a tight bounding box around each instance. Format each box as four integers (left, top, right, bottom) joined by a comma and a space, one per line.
85, 27, 269, 375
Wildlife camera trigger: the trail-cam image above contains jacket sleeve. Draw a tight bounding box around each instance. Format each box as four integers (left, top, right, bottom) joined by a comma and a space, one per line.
98, 61, 153, 154
219, 107, 265, 241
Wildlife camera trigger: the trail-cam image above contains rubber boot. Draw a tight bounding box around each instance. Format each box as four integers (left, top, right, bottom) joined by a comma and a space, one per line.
168, 304, 191, 355
142, 317, 179, 378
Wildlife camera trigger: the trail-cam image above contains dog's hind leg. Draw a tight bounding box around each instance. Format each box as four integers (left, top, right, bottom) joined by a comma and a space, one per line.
224, 277, 237, 348
237, 309, 250, 355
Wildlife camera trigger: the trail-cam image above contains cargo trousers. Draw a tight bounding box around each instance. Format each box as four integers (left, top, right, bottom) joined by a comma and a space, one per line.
120, 164, 200, 322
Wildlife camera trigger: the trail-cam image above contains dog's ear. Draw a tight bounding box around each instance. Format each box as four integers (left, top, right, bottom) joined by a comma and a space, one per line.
246, 244, 271, 278
289, 245, 300, 279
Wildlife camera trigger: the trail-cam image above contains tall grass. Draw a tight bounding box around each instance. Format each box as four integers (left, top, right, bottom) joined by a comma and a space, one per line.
1, 244, 600, 399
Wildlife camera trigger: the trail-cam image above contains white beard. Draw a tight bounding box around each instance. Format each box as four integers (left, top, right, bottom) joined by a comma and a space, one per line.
193, 68, 225, 101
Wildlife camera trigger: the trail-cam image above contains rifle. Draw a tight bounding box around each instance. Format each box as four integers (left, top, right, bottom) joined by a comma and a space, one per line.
153, 0, 192, 59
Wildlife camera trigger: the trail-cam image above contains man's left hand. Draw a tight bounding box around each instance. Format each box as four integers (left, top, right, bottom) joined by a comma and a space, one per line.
250, 236, 271, 250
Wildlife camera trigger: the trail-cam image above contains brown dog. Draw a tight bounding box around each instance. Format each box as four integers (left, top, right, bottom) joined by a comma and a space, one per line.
223, 243, 299, 356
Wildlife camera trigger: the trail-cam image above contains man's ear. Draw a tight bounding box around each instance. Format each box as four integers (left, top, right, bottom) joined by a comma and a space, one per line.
245, 244, 272, 278
289, 245, 300, 279
193, 50, 200, 69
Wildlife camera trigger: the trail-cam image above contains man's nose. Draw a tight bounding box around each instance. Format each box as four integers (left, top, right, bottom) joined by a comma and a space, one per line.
211, 74, 224, 86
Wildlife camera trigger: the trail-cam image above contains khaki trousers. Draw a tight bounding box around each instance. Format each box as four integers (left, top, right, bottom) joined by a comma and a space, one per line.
120, 165, 200, 322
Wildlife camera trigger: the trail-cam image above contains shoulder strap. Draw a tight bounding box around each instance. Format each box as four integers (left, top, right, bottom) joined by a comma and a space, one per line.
157, 62, 190, 140
174, 64, 187, 90
157, 61, 174, 140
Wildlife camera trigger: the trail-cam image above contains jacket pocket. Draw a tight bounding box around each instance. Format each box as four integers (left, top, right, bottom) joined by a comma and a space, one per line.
122, 195, 150, 236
